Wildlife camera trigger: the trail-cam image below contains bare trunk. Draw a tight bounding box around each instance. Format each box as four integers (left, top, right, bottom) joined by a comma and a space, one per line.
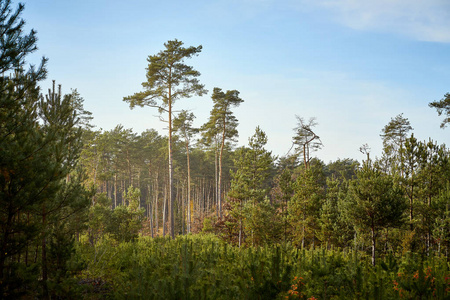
168, 94, 175, 239
186, 142, 192, 233
181, 182, 185, 234
163, 185, 167, 237
409, 184, 414, 230
371, 226, 376, 266
155, 172, 159, 234
303, 145, 307, 169
218, 117, 227, 218
114, 173, 117, 209
214, 144, 218, 214
149, 184, 154, 238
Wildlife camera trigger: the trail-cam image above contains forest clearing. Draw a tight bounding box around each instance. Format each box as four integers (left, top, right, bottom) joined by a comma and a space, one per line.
1, 0, 450, 298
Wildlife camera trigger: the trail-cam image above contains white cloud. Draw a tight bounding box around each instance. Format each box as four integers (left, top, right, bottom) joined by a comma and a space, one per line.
299, 0, 450, 43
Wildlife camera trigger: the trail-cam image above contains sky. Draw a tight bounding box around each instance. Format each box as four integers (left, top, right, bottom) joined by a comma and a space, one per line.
20, 0, 450, 163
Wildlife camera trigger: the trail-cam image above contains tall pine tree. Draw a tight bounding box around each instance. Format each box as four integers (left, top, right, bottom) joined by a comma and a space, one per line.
124, 40, 207, 238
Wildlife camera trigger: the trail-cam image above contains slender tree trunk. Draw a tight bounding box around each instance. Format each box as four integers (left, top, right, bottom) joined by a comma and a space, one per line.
114, 173, 118, 209
303, 145, 307, 169
214, 144, 218, 214
218, 124, 226, 218
371, 226, 376, 266
163, 185, 167, 237
154, 172, 159, 234
148, 184, 154, 238
186, 142, 192, 233
284, 197, 288, 243
180, 182, 185, 234
409, 184, 414, 230
168, 94, 175, 239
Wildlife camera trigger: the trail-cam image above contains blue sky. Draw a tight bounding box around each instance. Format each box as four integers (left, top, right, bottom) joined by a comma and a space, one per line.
21, 0, 450, 163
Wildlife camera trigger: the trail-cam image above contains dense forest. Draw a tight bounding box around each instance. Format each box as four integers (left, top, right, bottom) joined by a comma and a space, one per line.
1, 1, 450, 299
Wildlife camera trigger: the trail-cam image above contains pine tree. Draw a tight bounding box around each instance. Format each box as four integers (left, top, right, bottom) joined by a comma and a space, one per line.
124, 40, 207, 238
429, 93, 450, 129
0, 2, 91, 296
289, 167, 325, 248
0, 0, 47, 296
343, 161, 406, 265
201, 88, 243, 218
173, 110, 198, 233
292, 116, 322, 169
380, 113, 413, 175
227, 126, 274, 246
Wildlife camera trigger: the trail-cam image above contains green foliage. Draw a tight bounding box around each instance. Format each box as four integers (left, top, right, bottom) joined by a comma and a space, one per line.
74, 234, 450, 299
289, 167, 325, 248
201, 87, 244, 217
318, 176, 351, 247
243, 198, 283, 246
107, 186, 144, 242
344, 162, 406, 265
123, 39, 207, 239
0, 2, 91, 298
429, 92, 450, 129
123, 39, 207, 110
292, 116, 322, 169
380, 113, 413, 174
229, 126, 274, 203
225, 126, 274, 246
0, 1, 48, 295
201, 87, 243, 146
88, 193, 112, 243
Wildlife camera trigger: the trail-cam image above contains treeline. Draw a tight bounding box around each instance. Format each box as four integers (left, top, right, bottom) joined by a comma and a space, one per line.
1, 0, 450, 298
78, 115, 450, 266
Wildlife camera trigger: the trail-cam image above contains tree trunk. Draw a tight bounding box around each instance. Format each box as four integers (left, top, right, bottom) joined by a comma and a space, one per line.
187, 141, 192, 233
148, 184, 154, 238
168, 95, 175, 239
371, 226, 376, 266
303, 145, 307, 169
214, 143, 218, 214
181, 182, 185, 234
163, 185, 167, 237
218, 117, 227, 218
114, 173, 118, 209
409, 184, 414, 230
154, 172, 159, 235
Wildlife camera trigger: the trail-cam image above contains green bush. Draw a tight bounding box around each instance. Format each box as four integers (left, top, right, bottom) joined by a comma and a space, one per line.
74, 234, 450, 299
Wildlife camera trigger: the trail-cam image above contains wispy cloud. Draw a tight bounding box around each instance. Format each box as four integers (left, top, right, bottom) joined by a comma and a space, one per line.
299, 0, 450, 43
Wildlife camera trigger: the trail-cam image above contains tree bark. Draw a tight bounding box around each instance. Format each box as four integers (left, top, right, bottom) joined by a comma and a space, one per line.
114, 173, 117, 208
371, 226, 376, 266
168, 86, 175, 239
218, 115, 228, 218
163, 185, 167, 237
183, 140, 191, 233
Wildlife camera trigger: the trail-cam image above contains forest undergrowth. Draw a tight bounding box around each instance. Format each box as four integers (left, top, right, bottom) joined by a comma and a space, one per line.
74, 234, 450, 299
